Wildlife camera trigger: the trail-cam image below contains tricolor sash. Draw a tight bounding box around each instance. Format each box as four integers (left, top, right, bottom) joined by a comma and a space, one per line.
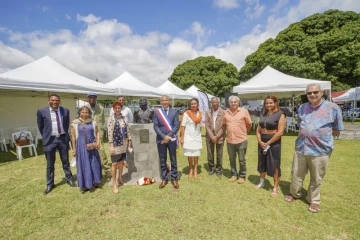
157, 108, 178, 147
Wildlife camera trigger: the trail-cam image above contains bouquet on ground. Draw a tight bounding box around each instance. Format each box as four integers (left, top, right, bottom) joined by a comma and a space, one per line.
136, 177, 157, 186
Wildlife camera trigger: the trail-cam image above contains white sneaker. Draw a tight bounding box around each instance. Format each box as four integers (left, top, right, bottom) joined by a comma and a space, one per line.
253, 183, 264, 190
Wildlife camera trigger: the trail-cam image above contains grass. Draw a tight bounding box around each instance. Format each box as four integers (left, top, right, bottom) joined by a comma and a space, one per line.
0, 130, 359, 240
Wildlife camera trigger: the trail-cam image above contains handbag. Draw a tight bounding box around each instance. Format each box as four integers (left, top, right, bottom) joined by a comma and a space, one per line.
15, 132, 30, 146
82, 124, 97, 151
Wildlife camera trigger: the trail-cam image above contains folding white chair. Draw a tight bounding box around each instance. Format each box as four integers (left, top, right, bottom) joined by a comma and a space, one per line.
0, 129, 8, 152
250, 115, 259, 130
286, 117, 296, 133
12, 131, 38, 160
32, 127, 43, 148
0, 128, 14, 148
15, 127, 29, 132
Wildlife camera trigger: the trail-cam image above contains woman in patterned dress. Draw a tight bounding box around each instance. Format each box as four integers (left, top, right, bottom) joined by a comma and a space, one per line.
108, 102, 132, 193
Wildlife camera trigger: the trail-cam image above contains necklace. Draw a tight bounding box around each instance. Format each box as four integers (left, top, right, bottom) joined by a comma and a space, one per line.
264, 112, 274, 130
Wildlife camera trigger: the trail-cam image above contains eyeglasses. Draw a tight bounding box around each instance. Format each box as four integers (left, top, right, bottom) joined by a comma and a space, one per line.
306, 91, 320, 96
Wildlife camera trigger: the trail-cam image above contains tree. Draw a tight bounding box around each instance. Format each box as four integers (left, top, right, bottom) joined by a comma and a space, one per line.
169, 56, 239, 97
239, 10, 360, 91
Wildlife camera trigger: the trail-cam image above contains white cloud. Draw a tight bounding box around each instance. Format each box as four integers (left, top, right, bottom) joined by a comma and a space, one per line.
76, 13, 101, 24
65, 14, 71, 20
184, 21, 215, 49
270, 0, 289, 13
0, 41, 34, 73
42, 6, 49, 12
213, 0, 240, 9
244, 0, 266, 19
166, 38, 198, 64
80, 19, 132, 40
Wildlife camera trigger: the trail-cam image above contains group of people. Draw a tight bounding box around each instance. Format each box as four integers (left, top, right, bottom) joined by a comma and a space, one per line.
37, 83, 343, 213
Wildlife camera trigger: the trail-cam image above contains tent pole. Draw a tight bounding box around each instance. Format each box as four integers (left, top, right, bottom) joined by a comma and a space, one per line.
292, 95, 295, 119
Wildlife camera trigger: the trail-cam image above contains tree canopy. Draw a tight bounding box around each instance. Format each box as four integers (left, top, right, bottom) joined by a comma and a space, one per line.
169, 56, 239, 97
239, 9, 360, 91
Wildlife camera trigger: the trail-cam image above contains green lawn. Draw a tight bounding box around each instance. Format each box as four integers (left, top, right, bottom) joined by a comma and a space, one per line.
0, 131, 359, 239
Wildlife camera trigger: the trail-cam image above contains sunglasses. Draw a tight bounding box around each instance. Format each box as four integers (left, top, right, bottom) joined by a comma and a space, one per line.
306, 91, 320, 96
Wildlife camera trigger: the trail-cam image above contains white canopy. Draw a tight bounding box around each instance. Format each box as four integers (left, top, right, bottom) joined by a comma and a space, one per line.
157, 81, 192, 99
186, 85, 215, 100
106, 71, 164, 97
332, 87, 360, 102
0, 56, 116, 97
233, 66, 331, 99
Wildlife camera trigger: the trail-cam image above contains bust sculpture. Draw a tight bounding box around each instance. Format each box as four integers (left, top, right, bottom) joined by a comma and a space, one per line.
134, 98, 154, 124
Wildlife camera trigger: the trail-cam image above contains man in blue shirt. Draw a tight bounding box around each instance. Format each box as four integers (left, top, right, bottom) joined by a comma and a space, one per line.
284, 83, 344, 213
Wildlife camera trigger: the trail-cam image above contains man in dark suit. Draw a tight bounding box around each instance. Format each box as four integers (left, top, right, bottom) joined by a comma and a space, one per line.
153, 95, 180, 189
37, 94, 77, 195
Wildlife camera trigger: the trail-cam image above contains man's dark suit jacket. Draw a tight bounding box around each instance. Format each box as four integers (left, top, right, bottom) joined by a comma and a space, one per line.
153, 108, 180, 142
36, 106, 70, 145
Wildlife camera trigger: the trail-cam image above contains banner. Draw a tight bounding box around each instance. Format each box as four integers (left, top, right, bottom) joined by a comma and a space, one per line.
197, 90, 210, 126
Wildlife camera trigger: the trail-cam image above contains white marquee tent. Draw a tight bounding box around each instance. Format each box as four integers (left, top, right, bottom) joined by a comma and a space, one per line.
0, 56, 117, 97
232, 66, 331, 99
106, 71, 165, 97
332, 87, 360, 102
186, 85, 215, 100
0, 56, 116, 129
157, 81, 192, 100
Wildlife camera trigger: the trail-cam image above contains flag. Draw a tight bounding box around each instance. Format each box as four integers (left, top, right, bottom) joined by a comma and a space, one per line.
197, 90, 210, 126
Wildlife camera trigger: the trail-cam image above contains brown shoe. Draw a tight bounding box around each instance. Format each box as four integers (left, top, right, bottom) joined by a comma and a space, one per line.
237, 178, 245, 184
171, 180, 179, 189
228, 176, 238, 182
159, 180, 168, 189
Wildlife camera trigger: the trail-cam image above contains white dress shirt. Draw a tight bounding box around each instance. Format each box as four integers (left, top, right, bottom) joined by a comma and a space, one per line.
110, 106, 133, 123
212, 109, 219, 129
49, 107, 65, 136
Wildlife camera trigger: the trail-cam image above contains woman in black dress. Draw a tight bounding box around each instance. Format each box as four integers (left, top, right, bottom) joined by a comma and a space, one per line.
254, 96, 286, 197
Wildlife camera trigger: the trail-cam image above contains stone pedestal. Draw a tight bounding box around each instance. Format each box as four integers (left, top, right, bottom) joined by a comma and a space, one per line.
121, 124, 161, 184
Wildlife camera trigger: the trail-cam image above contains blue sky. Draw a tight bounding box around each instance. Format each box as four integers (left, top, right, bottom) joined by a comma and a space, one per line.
0, 0, 359, 86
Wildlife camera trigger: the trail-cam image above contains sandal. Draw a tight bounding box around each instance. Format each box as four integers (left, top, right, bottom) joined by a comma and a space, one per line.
284, 195, 296, 202
308, 203, 320, 213
270, 188, 278, 197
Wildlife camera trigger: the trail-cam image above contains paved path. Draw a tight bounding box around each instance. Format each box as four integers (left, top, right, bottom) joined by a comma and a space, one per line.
338, 123, 360, 140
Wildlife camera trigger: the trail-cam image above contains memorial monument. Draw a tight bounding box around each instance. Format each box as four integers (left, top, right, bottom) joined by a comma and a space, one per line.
121, 98, 160, 184
134, 98, 154, 124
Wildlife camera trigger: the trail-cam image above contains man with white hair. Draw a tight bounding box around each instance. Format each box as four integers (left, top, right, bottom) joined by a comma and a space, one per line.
284, 83, 344, 213
205, 97, 225, 178
223, 95, 252, 184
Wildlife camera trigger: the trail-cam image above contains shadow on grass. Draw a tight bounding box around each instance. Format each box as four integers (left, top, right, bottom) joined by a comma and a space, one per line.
247, 174, 272, 191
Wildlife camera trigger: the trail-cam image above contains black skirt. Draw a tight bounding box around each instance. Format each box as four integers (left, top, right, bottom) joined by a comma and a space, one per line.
111, 153, 126, 163
257, 134, 281, 177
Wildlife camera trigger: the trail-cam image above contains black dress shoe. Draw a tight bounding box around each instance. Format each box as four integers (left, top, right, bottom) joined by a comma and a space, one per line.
208, 169, 216, 175
67, 180, 77, 187
43, 185, 55, 195
159, 180, 168, 189
171, 180, 179, 189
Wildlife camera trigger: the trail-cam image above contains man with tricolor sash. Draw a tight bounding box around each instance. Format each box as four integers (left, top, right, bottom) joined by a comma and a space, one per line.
153, 95, 180, 189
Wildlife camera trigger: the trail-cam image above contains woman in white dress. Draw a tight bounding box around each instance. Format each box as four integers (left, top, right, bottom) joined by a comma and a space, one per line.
180, 98, 202, 180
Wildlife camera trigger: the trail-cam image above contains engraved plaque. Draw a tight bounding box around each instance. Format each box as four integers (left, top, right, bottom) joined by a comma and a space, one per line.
139, 129, 150, 143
